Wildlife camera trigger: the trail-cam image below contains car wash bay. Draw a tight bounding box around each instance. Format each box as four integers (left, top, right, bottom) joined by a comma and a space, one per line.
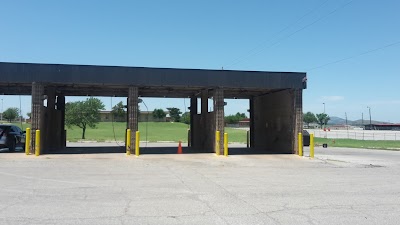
0, 62, 306, 155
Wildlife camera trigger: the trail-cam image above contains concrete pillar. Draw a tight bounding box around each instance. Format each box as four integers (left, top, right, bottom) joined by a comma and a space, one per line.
293, 89, 303, 154
189, 97, 198, 147
31, 82, 44, 154
42, 88, 57, 153
128, 87, 139, 154
213, 88, 224, 153
200, 90, 209, 150
253, 89, 297, 153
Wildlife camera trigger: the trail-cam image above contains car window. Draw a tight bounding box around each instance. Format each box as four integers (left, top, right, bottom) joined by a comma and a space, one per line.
16, 126, 22, 133
0, 126, 10, 134
11, 126, 21, 133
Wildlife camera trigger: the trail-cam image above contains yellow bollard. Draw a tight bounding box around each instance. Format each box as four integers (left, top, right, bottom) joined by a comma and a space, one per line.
126, 129, 131, 155
25, 128, 31, 155
224, 133, 228, 157
35, 130, 41, 156
215, 131, 220, 156
310, 133, 314, 158
298, 132, 303, 156
135, 131, 140, 157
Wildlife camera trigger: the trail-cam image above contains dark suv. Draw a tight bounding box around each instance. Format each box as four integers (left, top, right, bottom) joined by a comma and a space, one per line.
303, 130, 310, 146
0, 125, 26, 151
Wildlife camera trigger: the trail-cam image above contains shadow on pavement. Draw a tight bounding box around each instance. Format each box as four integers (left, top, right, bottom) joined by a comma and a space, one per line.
228, 148, 292, 155
0, 148, 24, 153
47, 147, 292, 155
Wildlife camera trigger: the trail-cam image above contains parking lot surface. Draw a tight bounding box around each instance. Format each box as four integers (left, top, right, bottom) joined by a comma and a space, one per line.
0, 145, 399, 225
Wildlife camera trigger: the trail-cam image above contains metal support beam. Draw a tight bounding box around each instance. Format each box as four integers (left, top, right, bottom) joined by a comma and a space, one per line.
57, 94, 66, 148
190, 97, 197, 147
249, 97, 255, 148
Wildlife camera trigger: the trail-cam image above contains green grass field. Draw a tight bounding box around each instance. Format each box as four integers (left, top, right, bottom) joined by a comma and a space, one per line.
6, 122, 400, 149
315, 137, 400, 150
8, 122, 248, 143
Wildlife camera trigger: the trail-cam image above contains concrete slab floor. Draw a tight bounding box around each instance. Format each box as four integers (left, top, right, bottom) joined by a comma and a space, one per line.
0, 146, 399, 225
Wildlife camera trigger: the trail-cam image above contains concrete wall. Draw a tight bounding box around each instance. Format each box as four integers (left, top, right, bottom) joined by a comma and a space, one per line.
252, 89, 299, 153
191, 112, 215, 152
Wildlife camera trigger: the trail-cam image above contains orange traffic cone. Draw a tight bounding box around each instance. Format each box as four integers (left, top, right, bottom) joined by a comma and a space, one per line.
177, 141, 182, 154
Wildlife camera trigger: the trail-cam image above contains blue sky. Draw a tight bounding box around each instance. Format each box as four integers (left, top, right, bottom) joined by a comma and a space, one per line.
0, 0, 399, 122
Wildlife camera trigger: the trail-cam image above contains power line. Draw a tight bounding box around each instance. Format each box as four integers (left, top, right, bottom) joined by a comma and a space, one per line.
224, 0, 330, 68
307, 40, 400, 71
225, 0, 355, 69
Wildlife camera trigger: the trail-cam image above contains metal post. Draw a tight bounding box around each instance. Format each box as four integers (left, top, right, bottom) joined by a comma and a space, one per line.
135, 131, 140, 157
35, 130, 41, 156
187, 129, 191, 147
215, 131, 220, 156
367, 106, 372, 129
345, 112, 349, 139
362, 113, 364, 126
310, 134, 314, 158
126, 129, 131, 155
298, 132, 303, 156
25, 128, 31, 155
246, 130, 250, 148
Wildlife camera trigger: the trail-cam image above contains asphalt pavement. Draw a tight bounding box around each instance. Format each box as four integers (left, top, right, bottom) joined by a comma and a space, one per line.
0, 144, 399, 225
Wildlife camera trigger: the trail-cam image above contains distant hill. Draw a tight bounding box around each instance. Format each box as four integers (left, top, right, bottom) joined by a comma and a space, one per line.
327, 116, 346, 125
327, 116, 391, 126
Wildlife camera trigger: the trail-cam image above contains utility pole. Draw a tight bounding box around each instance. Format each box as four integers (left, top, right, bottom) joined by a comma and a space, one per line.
345, 112, 349, 138
367, 106, 372, 130
362, 113, 364, 126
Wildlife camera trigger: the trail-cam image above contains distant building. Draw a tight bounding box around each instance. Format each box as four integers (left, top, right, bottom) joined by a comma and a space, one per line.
364, 124, 400, 131
99, 111, 170, 122
304, 122, 319, 129
238, 118, 250, 127
329, 124, 353, 130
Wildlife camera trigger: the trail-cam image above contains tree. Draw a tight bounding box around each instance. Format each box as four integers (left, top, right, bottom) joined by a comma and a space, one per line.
167, 107, 182, 122
224, 112, 247, 124
316, 113, 330, 128
152, 108, 166, 120
111, 101, 126, 121
303, 112, 317, 127
3, 107, 19, 122
27, 112, 31, 119
181, 112, 190, 124
65, 97, 105, 139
